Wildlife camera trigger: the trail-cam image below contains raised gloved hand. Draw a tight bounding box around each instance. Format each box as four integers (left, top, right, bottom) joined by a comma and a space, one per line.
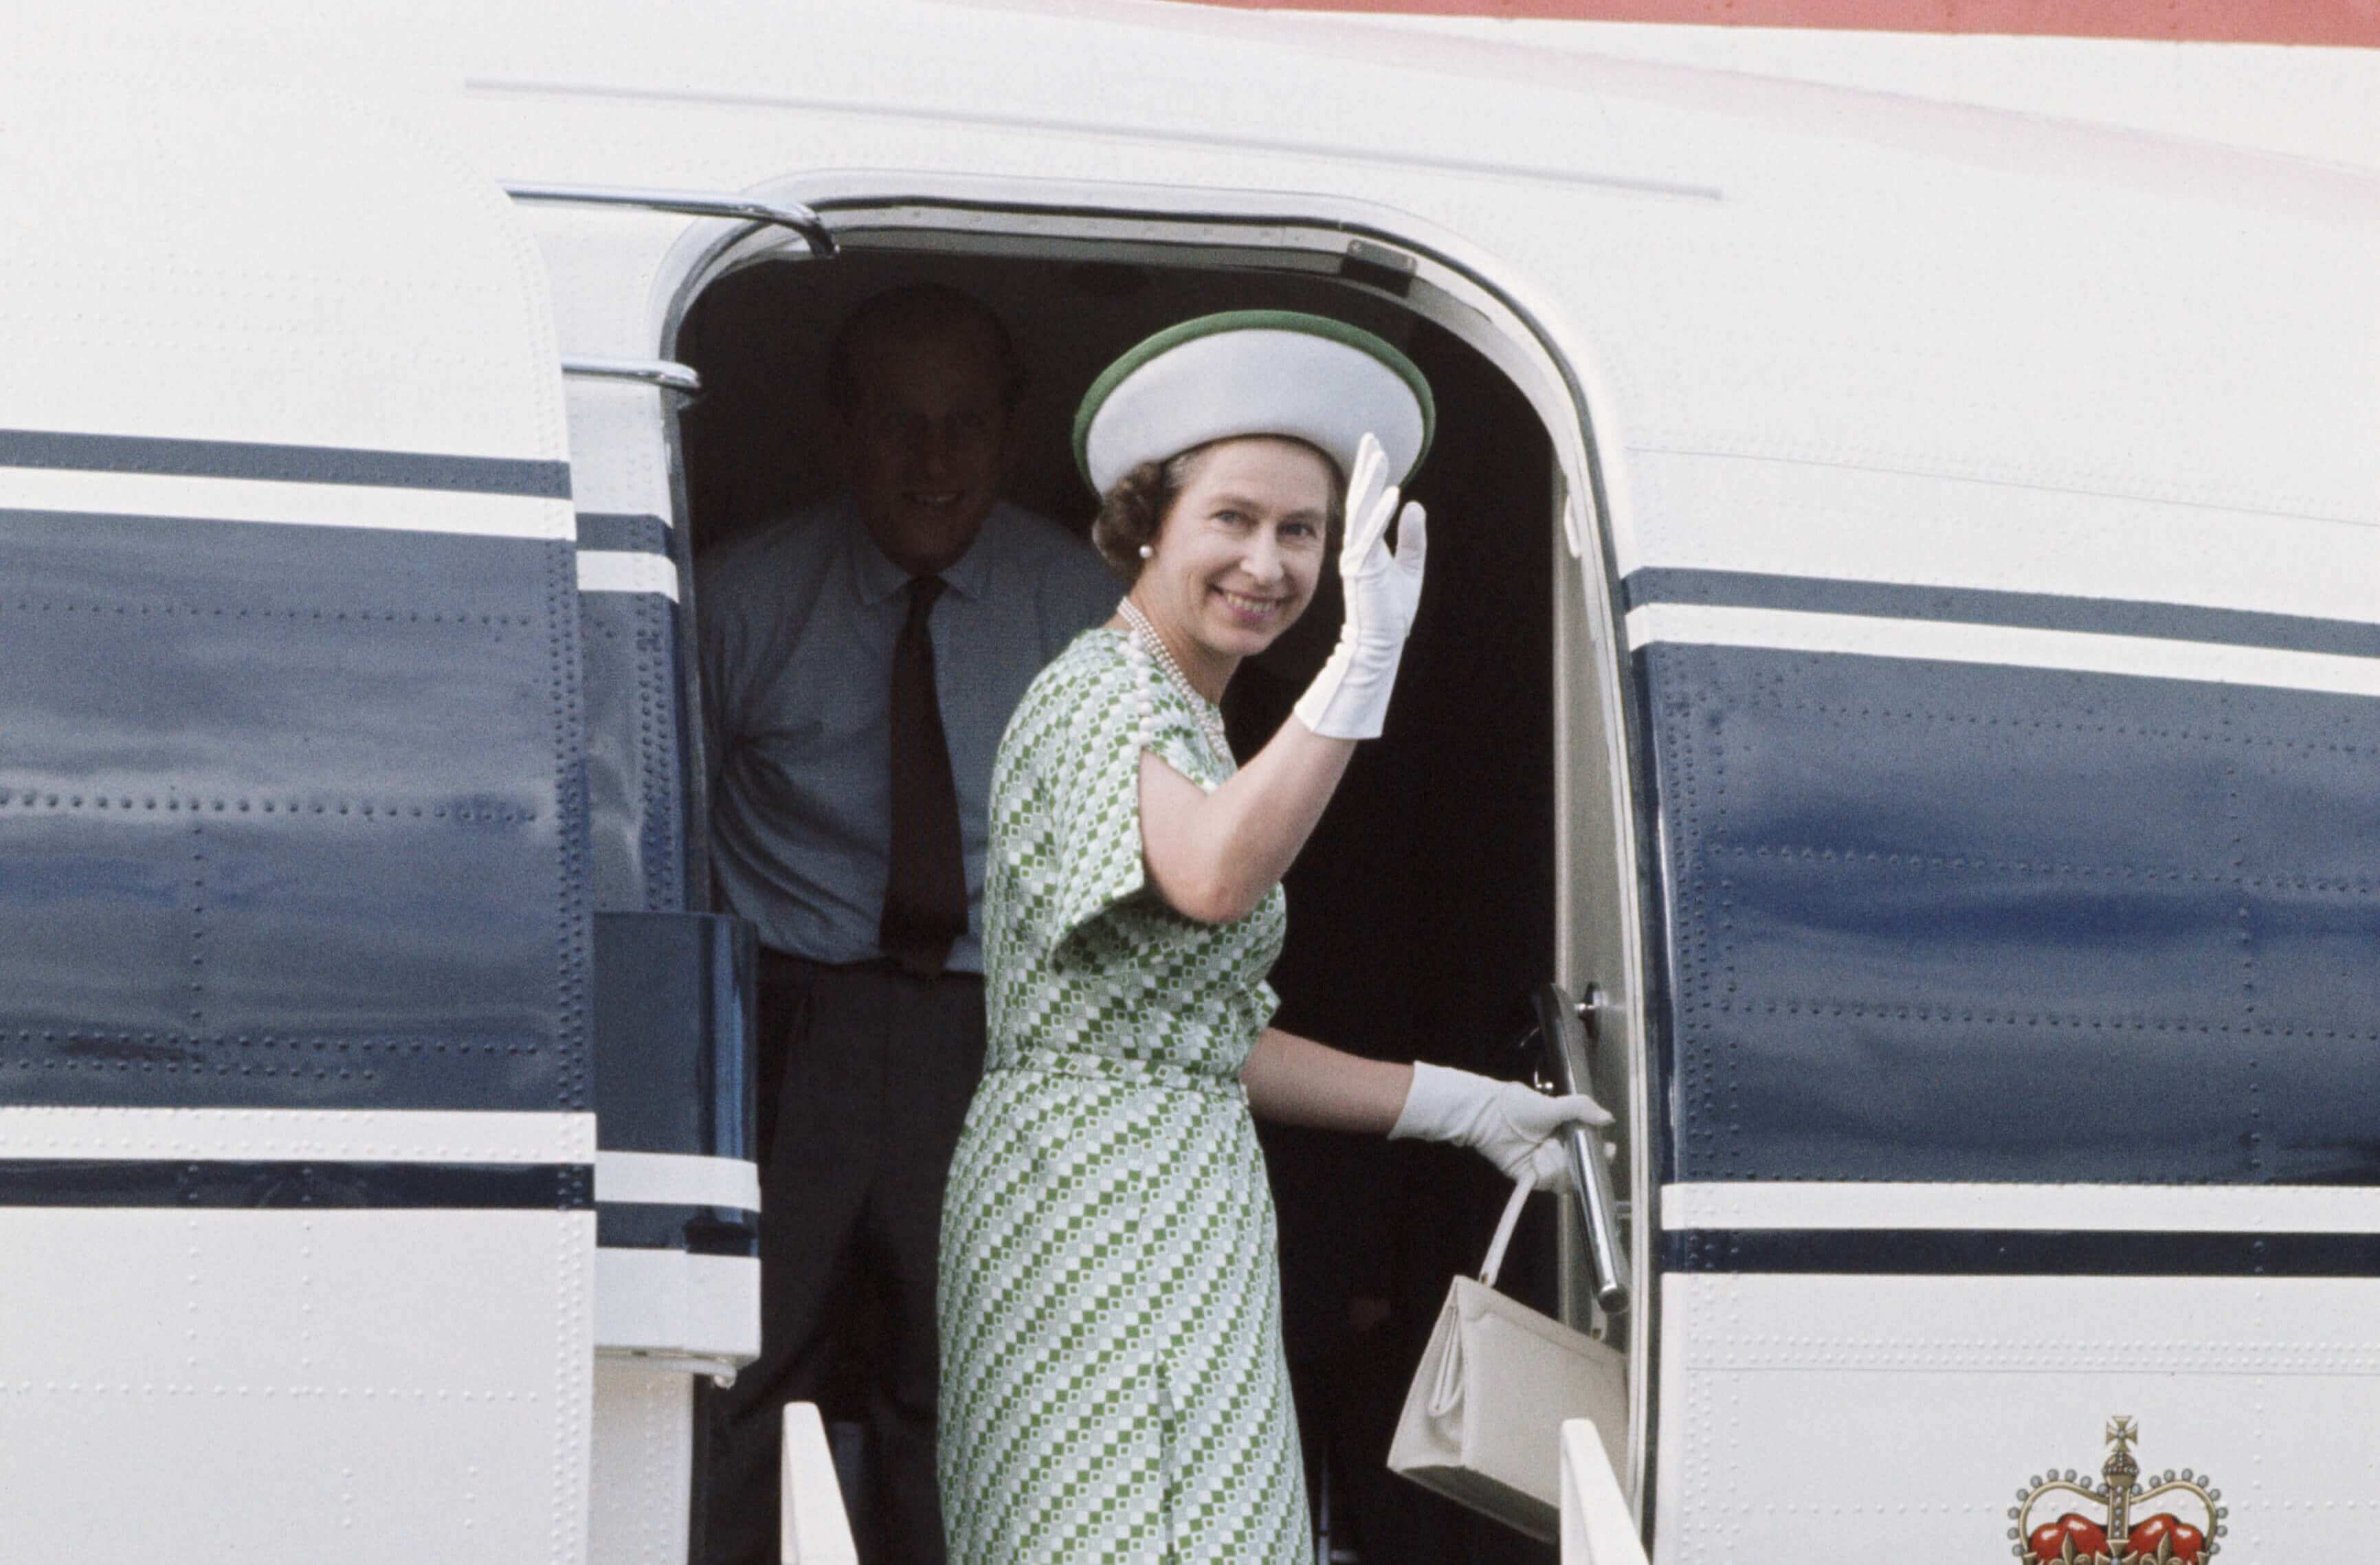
1293, 432, 1427, 741
1388, 1061, 1612, 1195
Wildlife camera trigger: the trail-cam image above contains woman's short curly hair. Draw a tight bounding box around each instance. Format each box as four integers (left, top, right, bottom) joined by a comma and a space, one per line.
1091, 438, 1346, 583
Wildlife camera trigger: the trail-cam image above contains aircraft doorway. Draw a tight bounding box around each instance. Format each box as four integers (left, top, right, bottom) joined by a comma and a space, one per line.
678, 245, 1575, 1565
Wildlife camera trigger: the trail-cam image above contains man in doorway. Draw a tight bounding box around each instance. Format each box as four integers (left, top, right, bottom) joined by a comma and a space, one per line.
696, 284, 1118, 1564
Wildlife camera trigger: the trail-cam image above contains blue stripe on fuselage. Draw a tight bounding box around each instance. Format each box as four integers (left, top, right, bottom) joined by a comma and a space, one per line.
0, 508, 589, 1112
0, 1159, 592, 1209
1636, 634, 2380, 1187
597, 1201, 759, 1256
1665, 1227, 2380, 1276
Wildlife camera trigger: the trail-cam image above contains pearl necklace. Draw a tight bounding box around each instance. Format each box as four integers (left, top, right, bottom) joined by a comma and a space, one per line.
1117, 597, 1232, 756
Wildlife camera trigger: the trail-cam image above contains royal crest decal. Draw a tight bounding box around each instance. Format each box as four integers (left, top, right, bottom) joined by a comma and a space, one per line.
2008, 1418, 2227, 1562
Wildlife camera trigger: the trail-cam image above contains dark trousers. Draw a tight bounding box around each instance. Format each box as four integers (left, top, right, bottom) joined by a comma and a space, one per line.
698, 952, 986, 1565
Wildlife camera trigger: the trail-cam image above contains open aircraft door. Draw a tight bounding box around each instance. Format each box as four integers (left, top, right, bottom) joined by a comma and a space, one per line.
0, 69, 598, 1562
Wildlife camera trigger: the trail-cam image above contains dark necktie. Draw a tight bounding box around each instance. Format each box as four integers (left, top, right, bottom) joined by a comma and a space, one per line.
880, 575, 968, 977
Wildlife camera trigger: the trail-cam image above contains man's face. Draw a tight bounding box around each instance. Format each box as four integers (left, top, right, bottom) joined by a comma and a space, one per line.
841, 326, 1014, 575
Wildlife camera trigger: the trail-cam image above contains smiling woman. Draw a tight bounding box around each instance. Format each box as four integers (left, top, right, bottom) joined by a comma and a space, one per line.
676, 245, 1588, 1561
930, 312, 1604, 1564
1099, 437, 1335, 688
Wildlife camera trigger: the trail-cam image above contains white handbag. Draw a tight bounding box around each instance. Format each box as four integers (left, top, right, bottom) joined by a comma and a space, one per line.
1387, 1175, 1630, 1541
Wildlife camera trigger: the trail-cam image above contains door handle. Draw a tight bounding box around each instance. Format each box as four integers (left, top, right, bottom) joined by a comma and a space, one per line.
1527, 982, 1630, 1314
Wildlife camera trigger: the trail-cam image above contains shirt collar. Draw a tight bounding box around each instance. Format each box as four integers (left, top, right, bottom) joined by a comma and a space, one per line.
845, 493, 999, 606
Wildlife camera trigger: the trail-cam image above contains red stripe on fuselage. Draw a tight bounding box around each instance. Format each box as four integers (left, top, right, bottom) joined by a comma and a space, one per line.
1168, 0, 2380, 48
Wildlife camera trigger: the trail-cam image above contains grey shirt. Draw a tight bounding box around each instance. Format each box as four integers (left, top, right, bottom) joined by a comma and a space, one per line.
698, 493, 1120, 972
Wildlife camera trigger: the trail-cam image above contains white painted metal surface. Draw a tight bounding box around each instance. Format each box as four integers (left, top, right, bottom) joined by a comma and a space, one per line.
781, 1402, 860, 1565
1660, 1272, 2370, 1561
9, 3, 2377, 1558
1562, 1419, 1649, 1565
576, 550, 684, 600
588, 1157, 761, 1362
447, 0, 2380, 581
1395, 15, 2380, 175
3, 63, 567, 482
0, 467, 568, 539
590, 1362, 697, 1565
1625, 604, 2380, 700
0, 1115, 597, 1563
594, 1151, 761, 1212
1668, 1181, 2380, 1234
562, 381, 681, 522
593, 1250, 761, 1363
0, 1107, 591, 1163
0, 45, 589, 1565
1622, 449, 2380, 626
391, 6, 2380, 1555
0, 1207, 594, 1564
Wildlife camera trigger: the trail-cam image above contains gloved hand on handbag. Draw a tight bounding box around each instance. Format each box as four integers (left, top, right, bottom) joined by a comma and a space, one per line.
1293, 431, 1427, 741
1389, 1061, 1612, 1195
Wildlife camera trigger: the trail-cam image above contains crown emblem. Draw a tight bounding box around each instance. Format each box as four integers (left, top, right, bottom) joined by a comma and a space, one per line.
2007, 1418, 2227, 1562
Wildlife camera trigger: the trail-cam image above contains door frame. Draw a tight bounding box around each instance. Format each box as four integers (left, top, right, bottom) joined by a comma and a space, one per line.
647, 168, 1667, 1517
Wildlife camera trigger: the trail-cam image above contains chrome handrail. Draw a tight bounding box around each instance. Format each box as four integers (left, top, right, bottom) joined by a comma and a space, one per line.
1527, 981, 1630, 1313
561, 357, 702, 396
504, 182, 838, 258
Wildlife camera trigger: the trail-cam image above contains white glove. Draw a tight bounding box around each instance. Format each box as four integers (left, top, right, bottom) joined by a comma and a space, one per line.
1293, 432, 1427, 741
1389, 1061, 1612, 1196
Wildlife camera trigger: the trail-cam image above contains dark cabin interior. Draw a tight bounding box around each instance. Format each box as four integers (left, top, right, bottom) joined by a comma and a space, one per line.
677, 249, 1564, 1564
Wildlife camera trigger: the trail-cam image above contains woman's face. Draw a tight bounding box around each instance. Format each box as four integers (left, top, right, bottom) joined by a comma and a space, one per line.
1139, 436, 1335, 663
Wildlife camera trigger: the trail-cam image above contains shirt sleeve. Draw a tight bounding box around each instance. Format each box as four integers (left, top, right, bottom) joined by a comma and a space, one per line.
1045, 645, 1212, 957
691, 519, 805, 808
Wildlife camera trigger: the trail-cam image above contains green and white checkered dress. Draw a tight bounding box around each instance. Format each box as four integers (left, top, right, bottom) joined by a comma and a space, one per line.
937, 628, 1308, 1563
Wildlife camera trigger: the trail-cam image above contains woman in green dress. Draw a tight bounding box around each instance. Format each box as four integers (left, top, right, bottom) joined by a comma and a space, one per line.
937, 313, 1607, 1563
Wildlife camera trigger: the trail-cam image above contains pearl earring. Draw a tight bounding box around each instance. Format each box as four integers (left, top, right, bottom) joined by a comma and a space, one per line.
1137, 544, 1154, 559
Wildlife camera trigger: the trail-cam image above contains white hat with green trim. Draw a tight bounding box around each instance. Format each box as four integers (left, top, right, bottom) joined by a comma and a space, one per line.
1074, 310, 1434, 495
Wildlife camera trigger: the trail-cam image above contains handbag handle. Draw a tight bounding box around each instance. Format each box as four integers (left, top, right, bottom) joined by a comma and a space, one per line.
1478, 1173, 1536, 1289
1424, 1176, 1542, 1419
